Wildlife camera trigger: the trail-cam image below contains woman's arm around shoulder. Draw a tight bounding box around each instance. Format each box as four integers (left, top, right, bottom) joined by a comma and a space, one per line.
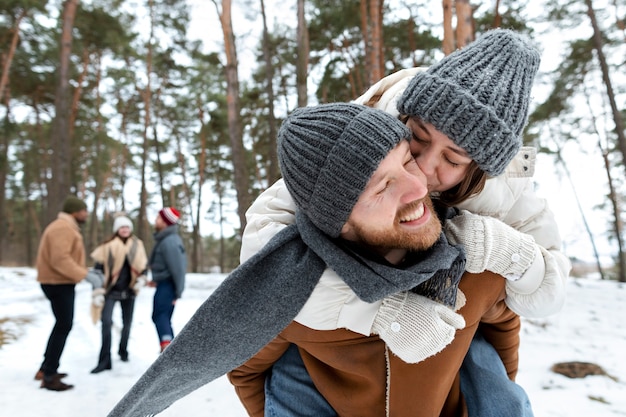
241, 179, 297, 263
455, 151, 571, 318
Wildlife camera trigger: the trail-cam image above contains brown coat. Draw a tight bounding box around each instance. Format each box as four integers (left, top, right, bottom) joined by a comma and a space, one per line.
228, 271, 519, 417
36, 212, 88, 285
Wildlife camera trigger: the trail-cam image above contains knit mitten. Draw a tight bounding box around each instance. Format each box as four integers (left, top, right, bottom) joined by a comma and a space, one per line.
133, 275, 147, 294
92, 288, 106, 307
444, 210, 536, 279
85, 269, 104, 289
371, 291, 466, 363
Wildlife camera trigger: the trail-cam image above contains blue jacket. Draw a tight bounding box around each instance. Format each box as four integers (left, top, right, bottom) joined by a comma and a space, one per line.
149, 225, 186, 299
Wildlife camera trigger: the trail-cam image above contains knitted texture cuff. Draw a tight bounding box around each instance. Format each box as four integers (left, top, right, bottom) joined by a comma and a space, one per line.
444, 210, 536, 278
133, 275, 147, 294
371, 291, 465, 363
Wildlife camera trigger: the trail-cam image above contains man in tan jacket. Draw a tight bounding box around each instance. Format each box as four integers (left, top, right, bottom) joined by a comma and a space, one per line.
35, 195, 93, 391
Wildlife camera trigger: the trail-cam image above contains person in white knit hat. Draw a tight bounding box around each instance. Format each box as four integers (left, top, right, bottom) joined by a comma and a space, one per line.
89, 214, 148, 373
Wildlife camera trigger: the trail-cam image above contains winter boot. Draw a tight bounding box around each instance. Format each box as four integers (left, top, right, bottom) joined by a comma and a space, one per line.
40, 375, 74, 391
90, 360, 112, 374
34, 369, 68, 381
118, 349, 129, 362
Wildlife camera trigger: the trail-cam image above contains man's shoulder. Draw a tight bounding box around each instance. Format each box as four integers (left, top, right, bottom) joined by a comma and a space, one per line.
43, 216, 79, 236
163, 228, 182, 240
161, 228, 184, 247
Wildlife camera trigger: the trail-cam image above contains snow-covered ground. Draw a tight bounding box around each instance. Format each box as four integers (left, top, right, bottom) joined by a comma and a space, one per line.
0, 267, 624, 416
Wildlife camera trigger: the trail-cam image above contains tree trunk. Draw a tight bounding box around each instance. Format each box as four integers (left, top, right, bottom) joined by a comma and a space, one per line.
46, 0, 79, 225
493, 0, 502, 28
152, 100, 166, 205
360, 0, 370, 82
87, 53, 105, 252
174, 129, 194, 269
0, 111, 8, 263
0, 10, 25, 104
0, 8, 23, 259
296, 0, 309, 107
215, 176, 225, 273
442, 0, 455, 55
601, 147, 626, 281
585, 0, 626, 281
360, 0, 385, 85
369, 0, 384, 84
455, 0, 474, 48
260, 0, 279, 185
585, 0, 626, 179
213, 0, 251, 235
406, 10, 418, 67
137, 0, 155, 242
192, 105, 208, 272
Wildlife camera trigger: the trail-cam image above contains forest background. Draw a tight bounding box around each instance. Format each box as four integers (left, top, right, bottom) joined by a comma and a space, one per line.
0, 0, 625, 281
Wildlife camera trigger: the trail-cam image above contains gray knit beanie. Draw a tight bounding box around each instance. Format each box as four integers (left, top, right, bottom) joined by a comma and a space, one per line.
278, 103, 411, 238
397, 29, 541, 176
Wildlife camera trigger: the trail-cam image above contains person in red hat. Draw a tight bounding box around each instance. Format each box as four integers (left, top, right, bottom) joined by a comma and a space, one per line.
147, 207, 187, 352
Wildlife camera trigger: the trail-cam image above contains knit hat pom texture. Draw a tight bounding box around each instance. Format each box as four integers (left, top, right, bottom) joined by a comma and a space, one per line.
112, 215, 133, 233
159, 207, 180, 226
278, 103, 411, 238
397, 29, 541, 176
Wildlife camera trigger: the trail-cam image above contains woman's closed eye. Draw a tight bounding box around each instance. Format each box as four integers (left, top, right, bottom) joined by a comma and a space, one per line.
444, 155, 461, 167
411, 134, 429, 146
412, 134, 464, 168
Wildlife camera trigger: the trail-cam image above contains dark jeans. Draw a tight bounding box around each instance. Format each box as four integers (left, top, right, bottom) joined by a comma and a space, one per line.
152, 280, 176, 343
40, 284, 75, 376
97, 294, 135, 365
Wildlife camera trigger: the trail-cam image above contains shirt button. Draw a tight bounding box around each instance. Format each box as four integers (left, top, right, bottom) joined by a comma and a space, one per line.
511, 253, 521, 263
391, 322, 401, 332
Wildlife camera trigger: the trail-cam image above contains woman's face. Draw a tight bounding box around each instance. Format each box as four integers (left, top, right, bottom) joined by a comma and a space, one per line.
117, 226, 132, 238
405, 117, 473, 192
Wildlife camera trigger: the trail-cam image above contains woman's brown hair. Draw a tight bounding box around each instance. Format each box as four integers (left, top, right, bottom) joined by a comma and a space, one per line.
435, 162, 487, 207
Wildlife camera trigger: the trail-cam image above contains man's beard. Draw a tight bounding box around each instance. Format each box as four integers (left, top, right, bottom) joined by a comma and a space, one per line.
350, 198, 442, 252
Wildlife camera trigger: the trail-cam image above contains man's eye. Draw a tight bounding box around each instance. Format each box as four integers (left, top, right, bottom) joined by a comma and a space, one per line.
376, 182, 390, 195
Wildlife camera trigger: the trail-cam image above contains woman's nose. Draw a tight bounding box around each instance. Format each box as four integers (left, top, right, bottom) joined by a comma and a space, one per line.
415, 153, 437, 177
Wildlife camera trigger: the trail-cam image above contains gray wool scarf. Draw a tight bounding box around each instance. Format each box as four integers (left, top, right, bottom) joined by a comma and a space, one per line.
107, 211, 465, 417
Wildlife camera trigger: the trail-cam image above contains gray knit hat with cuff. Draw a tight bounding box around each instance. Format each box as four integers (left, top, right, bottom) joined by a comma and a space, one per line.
278, 103, 411, 238
397, 29, 541, 176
